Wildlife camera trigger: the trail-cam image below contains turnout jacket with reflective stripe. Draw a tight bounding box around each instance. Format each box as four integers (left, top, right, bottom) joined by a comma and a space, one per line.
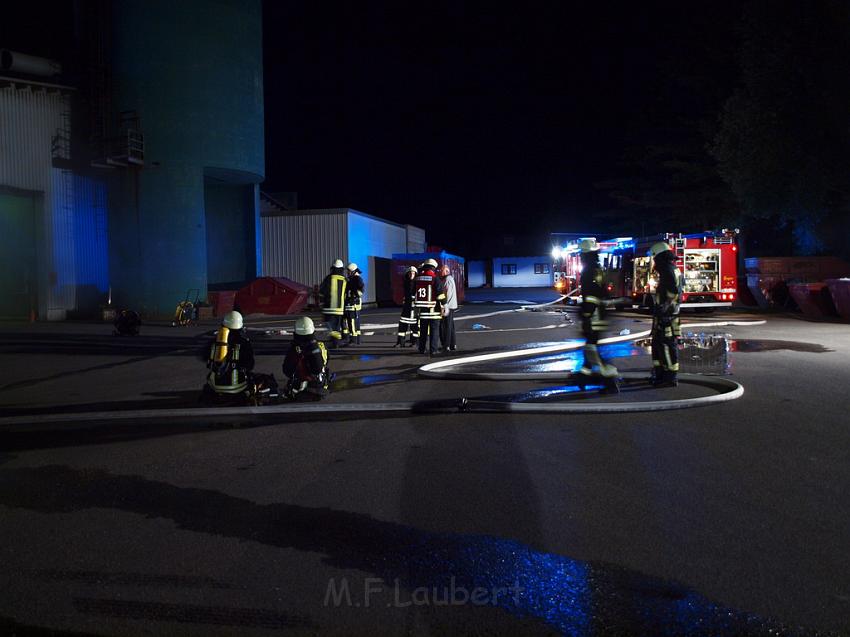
653, 253, 682, 316
344, 274, 364, 311
320, 272, 347, 315
414, 270, 446, 319
580, 258, 608, 330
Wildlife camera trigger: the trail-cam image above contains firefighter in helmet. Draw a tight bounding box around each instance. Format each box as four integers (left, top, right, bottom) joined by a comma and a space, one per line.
205, 310, 256, 396
414, 258, 446, 356
343, 262, 364, 346
319, 259, 347, 349
395, 265, 420, 347
282, 316, 331, 399
577, 238, 618, 386
649, 241, 683, 386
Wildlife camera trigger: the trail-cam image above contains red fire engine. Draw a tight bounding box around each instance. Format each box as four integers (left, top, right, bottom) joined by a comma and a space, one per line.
551, 230, 740, 309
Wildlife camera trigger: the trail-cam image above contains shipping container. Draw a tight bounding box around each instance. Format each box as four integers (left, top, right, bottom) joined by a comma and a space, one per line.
391, 252, 465, 306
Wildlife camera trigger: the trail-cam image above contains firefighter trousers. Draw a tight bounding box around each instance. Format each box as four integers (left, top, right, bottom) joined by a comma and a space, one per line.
324, 314, 343, 344
651, 315, 681, 372
418, 318, 441, 354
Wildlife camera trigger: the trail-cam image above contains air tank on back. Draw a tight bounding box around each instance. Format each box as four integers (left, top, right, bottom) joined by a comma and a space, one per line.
108, 0, 264, 316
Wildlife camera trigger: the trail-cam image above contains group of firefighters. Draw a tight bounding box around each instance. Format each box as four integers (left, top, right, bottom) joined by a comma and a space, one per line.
203, 241, 683, 402
578, 237, 682, 389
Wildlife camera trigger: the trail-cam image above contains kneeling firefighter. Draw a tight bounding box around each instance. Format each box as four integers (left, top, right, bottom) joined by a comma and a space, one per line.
206, 311, 255, 395
282, 316, 331, 399
343, 262, 364, 346
578, 238, 618, 383
650, 242, 683, 387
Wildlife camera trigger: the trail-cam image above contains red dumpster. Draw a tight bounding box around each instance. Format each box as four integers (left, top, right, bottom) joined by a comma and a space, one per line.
234, 277, 311, 316
788, 283, 838, 319
826, 279, 850, 320
207, 290, 237, 317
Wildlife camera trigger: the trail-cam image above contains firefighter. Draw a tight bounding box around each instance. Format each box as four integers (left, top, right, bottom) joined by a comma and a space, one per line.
577, 238, 618, 390
650, 241, 683, 387
343, 262, 364, 346
395, 266, 420, 347
205, 310, 256, 396
282, 316, 331, 399
414, 258, 446, 356
319, 259, 347, 349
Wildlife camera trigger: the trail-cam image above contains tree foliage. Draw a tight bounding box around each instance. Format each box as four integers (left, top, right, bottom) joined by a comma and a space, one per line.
711, 0, 850, 255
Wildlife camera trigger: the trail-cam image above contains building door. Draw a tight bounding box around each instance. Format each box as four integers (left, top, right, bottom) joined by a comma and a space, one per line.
0, 192, 38, 319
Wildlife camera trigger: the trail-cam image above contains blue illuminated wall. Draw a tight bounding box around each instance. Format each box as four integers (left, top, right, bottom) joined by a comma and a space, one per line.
347, 210, 407, 303
107, 0, 264, 315
72, 175, 110, 310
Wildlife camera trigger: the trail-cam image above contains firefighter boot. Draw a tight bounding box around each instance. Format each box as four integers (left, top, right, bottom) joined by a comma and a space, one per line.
655, 370, 678, 388
394, 335, 404, 347
579, 344, 602, 376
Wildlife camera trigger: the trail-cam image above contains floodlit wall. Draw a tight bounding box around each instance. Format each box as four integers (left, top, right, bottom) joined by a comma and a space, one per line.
347, 210, 408, 303
261, 210, 348, 290
0, 84, 109, 319
109, 0, 264, 315
492, 256, 553, 288
467, 260, 487, 287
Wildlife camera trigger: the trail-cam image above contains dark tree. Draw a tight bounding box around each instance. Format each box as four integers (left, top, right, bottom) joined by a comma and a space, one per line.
711, 0, 850, 256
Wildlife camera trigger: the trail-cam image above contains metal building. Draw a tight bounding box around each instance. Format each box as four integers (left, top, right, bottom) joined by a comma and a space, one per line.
260, 204, 426, 305
0, 71, 109, 320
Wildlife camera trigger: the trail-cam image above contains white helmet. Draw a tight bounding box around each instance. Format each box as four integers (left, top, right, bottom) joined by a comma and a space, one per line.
332, 259, 344, 268
407, 265, 417, 274
424, 258, 438, 268
650, 242, 672, 257
580, 238, 599, 253
222, 310, 243, 330
347, 262, 359, 272
294, 316, 315, 336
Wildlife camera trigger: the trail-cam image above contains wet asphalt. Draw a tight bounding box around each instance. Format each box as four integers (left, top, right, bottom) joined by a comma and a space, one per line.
0, 296, 849, 635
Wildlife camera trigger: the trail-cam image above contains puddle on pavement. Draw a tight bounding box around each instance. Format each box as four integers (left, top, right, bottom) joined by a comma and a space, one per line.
728, 339, 831, 353
332, 370, 417, 391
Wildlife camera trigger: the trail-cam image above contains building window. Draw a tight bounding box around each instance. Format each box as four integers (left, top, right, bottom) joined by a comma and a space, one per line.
534, 263, 550, 274
501, 263, 517, 275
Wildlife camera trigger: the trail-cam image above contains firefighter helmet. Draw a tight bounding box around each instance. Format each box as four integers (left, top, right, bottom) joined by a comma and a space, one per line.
294, 316, 315, 336
332, 259, 344, 268
424, 258, 438, 269
347, 262, 359, 272
580, 238, 599, 253
407, 265, 417, 274
650, 242, 672, 257
223, 310, 243, 330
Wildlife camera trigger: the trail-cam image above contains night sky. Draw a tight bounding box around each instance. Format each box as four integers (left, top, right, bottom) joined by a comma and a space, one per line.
262, 2, 740, 255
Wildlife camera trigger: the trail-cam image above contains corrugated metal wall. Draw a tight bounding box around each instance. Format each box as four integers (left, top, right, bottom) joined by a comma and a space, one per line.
348, 211, 408, 302
261, 210, 348, 290
406, 224, 426, 253
0, 84, 110, 318
0, 84, 77, 319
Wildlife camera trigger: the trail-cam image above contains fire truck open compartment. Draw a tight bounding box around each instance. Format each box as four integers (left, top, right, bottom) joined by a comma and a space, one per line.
550, 230, 740, 309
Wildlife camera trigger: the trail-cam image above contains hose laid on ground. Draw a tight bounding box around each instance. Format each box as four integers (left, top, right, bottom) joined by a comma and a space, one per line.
0, 321, 766, 426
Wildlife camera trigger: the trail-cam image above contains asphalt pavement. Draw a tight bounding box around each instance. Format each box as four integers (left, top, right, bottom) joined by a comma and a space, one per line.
0, 292, 848, 635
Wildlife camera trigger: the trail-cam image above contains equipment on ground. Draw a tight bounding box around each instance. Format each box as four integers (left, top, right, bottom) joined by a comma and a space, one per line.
172, 289, 200, 326
113, 309, 141, 336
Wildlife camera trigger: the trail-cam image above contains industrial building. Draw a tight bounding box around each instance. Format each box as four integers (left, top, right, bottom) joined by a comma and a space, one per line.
467, 257, 554, 288
260, 201, 427, 305
0, 0, 264, 319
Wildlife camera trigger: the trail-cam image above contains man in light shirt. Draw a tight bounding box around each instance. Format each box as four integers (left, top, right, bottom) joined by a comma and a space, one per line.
439, 264, 458, 352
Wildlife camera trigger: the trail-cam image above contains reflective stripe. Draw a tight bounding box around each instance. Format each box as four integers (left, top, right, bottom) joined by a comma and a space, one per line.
323, 275, 346, 315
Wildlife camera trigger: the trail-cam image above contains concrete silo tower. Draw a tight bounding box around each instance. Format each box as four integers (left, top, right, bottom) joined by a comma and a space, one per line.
107, 0, 264, 315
